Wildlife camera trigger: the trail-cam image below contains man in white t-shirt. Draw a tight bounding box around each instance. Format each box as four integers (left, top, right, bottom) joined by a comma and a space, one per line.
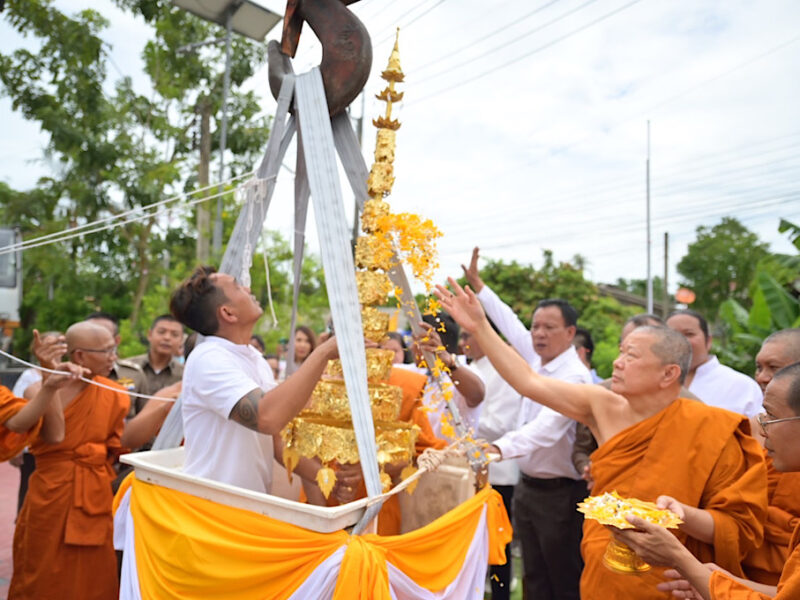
667, 309, 763, 417
170, 266, 356, 500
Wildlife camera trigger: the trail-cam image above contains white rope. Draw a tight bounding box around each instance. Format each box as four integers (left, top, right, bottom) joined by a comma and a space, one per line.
0, 348, 177, 403
262, 246, 279, 327
0, 175, 276, 257
0, 171, 258, 256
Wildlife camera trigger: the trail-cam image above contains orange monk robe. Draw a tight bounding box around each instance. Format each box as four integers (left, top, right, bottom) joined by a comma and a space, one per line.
0, 385, 43, 462
711, 522, 800, 599
743, 450, 800, 585
9, 376, 129, 600
582, 398, 768, 600
377, 368, 447, 536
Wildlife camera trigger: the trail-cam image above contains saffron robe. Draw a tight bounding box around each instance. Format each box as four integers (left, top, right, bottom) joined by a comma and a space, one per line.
0, 385, 42, 461
711, 522, 800, 599
742, 450, 800, 585
9, 377, 129, 600
581, 398, 768, 600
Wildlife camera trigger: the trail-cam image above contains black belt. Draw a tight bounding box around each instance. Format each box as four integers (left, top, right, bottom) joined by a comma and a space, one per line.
520, 473, 580, 489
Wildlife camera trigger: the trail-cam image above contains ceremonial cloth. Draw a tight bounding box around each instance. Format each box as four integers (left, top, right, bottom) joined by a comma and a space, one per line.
115, 476, 511, 600
743, 450, 800, 585
10, 377, 129, 600
711, 522, 800, 599
581, 398, 767, 600
0, 385, 41, 461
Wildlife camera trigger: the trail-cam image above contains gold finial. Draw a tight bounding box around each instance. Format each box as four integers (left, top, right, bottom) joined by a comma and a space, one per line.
381, 28, 404, 82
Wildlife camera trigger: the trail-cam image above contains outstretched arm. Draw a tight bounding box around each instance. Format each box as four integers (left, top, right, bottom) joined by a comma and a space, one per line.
5, 363, 88, 443
229, 336, 339, 436
435, 278, 601, 427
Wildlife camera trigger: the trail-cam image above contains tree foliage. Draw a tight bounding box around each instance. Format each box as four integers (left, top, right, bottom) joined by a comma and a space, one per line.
677, 217, 769, 318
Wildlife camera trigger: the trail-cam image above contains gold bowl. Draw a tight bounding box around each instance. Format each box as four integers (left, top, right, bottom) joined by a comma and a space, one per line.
309, 379, 402, 422
281, 415, 419, 466
326, 348, 395, 382
602, 539, 651, 574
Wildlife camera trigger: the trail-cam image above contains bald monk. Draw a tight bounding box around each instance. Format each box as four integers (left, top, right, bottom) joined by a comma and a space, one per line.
10, 322, 129, 600
743, 329, 800, 585
612, 362, 800, 600
435, 279, 767, 600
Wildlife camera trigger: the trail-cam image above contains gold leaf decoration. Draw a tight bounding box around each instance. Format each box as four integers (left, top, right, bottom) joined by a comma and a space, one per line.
316, 466, 337, 499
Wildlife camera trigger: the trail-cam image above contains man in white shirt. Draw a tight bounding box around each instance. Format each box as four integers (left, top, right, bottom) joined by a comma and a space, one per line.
667, 309, 762, 416
463, 247, 592, 600
169, 265, 355, 500
462, 326, 522, 600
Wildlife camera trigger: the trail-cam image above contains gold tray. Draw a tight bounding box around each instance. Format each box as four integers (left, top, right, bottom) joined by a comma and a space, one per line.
282, 415, 419, 466
309, 379, 402, 422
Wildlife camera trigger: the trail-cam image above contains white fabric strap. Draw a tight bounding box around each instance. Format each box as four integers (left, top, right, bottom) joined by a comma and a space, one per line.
294, 69, 384, 530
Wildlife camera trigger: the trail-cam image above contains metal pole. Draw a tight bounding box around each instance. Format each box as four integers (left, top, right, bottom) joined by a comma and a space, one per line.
213, 8, 233, 254
646, 120, 653, 313
663, 232, 669, 318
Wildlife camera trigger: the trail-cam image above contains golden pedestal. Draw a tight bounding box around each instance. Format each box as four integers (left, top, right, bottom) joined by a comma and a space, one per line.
602, 539, 651, 574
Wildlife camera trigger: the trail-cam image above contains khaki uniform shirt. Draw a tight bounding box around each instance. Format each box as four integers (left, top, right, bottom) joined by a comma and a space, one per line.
126, 353, 184, 415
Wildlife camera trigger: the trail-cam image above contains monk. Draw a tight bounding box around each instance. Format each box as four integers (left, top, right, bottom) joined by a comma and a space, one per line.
1, 330, 74, 460
612, 362, 800, 600
743, 329, 800, 585
435, 278, 767, 600
10, 321, 129, 600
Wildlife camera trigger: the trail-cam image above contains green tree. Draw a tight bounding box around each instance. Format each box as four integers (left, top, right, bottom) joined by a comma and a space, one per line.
676, 217, 769, 318
0, 0, 272, 349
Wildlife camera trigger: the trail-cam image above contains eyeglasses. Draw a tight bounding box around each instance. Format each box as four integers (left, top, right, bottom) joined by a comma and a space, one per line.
757, 412, 800, 433
74, 346, 118, 357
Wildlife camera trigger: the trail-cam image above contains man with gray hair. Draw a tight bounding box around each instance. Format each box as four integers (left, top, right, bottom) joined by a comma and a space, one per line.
437, 280, 768, 600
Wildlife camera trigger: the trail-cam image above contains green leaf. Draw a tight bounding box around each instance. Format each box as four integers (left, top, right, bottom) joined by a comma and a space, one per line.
757, 270, 799, 330
718, 298, 749, 334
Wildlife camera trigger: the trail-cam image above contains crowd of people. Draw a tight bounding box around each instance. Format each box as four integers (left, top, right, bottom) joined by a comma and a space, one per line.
0, 246, 798, 600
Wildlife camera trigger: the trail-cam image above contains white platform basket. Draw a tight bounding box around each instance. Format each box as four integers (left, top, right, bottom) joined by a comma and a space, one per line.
121, 447, 369, 533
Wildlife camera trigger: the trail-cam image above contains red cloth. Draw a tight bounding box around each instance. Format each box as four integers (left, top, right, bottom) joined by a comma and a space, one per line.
581, 398, 768, 600
9, 377, 129, 600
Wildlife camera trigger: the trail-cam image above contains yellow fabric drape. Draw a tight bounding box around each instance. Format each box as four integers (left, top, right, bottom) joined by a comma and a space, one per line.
125, 476, 511, 600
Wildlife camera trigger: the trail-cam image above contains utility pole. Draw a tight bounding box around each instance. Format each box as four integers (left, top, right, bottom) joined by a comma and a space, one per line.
663, 232, 669, 318
197, 101, 212, 262
213, 8, 233, 254
645, 120, 653, 314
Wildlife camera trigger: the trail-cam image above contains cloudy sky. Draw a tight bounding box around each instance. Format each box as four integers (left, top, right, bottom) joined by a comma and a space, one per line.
2, 0, 799, 296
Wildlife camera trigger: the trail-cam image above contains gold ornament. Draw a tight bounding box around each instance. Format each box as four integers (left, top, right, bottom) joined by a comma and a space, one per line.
316, 466, 337, 500
308, 380, 402, 422
361, 199, 390, 233
326, 348, 395, 382
355, 270, 393, 306
361, 306, 390, 343
355, 236, 394, 271
380, 470, 393, 492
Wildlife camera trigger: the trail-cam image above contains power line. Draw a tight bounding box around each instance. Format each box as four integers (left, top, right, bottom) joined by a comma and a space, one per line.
408, 0, 648, 105
374, 0, 449, 45
412, 0, 564, 74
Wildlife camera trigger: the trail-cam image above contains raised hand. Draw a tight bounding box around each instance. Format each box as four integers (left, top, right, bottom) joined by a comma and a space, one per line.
32, 330, 67, 370
460, 247, 485, 293
434, 277, 487, 334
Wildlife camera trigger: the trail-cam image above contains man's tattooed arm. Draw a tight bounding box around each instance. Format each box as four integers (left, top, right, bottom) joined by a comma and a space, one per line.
229, 388, 264, 432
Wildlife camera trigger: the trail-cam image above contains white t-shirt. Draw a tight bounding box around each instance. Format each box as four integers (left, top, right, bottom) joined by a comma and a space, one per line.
182, 336, 277, 494
12, 368, 42, 397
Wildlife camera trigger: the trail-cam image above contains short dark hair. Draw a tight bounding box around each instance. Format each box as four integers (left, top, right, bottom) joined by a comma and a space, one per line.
169, 266, 228, 336
535, 299, 579, 328
423, 311, 460, 355
668, 309, 710, 341
151, 314, 180, 330
638, 325, 692, 384
85, 311, 120, 336
250, 334, 266, 352
624, 313, 664, 329
772, 362, 800, 415
574, 327, 594, 356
